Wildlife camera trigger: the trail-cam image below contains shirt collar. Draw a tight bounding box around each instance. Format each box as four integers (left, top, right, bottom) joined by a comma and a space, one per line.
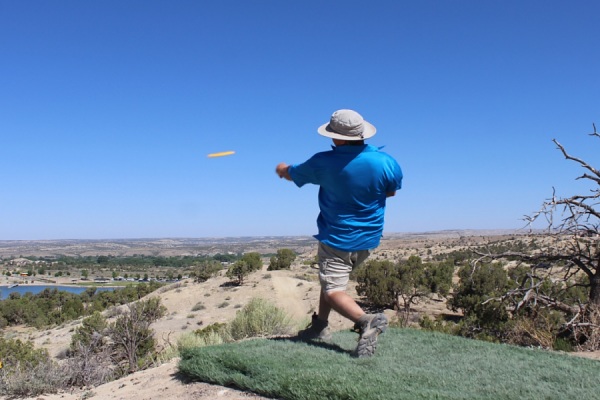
331, 144, 380, 153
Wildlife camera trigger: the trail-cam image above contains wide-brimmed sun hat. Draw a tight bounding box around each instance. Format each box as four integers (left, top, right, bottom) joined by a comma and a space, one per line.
317, 109, 376, 141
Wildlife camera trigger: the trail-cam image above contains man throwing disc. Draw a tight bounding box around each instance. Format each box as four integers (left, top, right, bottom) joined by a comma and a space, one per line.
275, 109, 403, 357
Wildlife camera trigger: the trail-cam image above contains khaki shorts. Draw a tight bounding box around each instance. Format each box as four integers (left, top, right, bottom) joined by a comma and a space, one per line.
318, 242, 371, 293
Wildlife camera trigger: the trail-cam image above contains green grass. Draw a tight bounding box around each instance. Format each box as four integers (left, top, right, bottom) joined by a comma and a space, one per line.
178, 328, 600, 400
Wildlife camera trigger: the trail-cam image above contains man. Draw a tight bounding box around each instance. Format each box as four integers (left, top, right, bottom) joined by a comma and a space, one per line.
275, 109, 403, 357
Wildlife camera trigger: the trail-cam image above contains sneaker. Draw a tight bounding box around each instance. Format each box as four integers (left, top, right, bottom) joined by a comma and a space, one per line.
297, 313, 332, 342
353, 313, 388, 358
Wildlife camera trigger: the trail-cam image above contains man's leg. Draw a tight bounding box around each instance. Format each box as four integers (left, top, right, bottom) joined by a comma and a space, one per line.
315, 243, 371, 323
320, 289, 364, 323
314, 242, 388, 357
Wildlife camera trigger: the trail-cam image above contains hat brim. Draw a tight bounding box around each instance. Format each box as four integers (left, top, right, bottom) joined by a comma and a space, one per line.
317, 121, 376, 140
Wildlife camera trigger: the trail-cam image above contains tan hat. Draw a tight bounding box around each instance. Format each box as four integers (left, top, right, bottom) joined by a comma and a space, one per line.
317, 109, 376, 140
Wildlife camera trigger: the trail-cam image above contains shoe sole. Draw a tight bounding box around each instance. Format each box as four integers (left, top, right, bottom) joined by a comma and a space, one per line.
354, 313, 388, 358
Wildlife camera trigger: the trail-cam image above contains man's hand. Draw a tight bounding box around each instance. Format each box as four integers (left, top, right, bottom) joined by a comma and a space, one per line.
276, 163, 292, 181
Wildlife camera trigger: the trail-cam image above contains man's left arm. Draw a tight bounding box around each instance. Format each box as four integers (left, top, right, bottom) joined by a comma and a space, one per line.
385, 157, 403, 197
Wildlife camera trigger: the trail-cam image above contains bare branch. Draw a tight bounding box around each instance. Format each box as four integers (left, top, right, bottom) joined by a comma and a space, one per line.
553, 139, 600, 181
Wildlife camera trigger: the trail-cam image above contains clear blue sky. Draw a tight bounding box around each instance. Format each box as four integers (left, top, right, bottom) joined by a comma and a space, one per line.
1, 1, 598, 240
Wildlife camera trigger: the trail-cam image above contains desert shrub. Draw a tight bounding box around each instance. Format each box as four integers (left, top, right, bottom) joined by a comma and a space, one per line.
193, 260, 222, 282
226, 260, 253, 285
446, 260, 587, 347
240, 252, 263, 272
227, 298, 293, 340
106, 297, 167, 374
63, 341, 114, 387
267, 248, 296, 271
505, 314, 559, 349
184, 329, 224, 348
0, 337, 49, 369
70, 311, 108, 353
448, 262, 511, 332
65, 312, 113, 387
194, 322, 228, 339
0, 358, 68, 397
573, 305, 600, 351
354, 256, 453, 324
158, 329, 226, 364
419, 315, 461, 336
191, 302, 206, 311
354, 259, 398, 308
0, 338, 67, 397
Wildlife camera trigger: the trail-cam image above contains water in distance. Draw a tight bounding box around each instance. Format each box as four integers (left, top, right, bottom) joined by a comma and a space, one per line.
0, 285, 119, 300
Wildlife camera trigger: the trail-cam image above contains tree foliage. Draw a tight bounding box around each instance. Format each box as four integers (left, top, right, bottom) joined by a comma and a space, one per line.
106, 297, 167, 374
267, 248, 296, 271
448, 263, 512, 338
70, 311, 108, 353
241, 252, 263, 271
193, 260, 222, 282
226, 260, 252, 285
354, 256, 453, 324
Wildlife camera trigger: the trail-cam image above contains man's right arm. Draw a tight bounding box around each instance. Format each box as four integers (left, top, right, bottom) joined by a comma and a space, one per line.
275, 163, 292, 181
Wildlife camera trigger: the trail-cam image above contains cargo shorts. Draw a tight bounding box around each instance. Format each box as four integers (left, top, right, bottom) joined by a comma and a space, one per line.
318, 242, 371, 293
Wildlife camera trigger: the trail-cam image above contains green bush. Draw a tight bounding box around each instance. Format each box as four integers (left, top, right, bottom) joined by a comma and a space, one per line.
0, 337, 49, 369
240, 252, 263, 272
227, 298, 293, 340
107, 297, 167, 374
226, 260, 252, 285
354, 256, 453, 313
449, 262, 511, 331
70, 311, 107, 353
267, 248, 296, 271
193, 260, 222, 282
0, 338, 66, 397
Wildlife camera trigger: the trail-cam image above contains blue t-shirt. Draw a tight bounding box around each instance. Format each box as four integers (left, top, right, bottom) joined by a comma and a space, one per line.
289, 144, 403, 252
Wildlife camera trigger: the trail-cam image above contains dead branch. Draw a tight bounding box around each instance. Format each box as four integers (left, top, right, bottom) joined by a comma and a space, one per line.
553, 139, 600, 182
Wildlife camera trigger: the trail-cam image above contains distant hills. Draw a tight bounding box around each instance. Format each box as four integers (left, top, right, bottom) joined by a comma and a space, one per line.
0, 229, 529, 258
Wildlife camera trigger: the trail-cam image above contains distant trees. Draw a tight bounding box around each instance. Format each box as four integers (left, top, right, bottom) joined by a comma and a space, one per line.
226, 261, 252, 285
268, 249, 296, 271
0, 282, 163, 330
225, 253, 264, 285
241, 252, 263, 271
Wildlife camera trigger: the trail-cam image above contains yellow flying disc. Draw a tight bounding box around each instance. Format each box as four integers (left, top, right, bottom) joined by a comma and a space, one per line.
207, 151, 235, 158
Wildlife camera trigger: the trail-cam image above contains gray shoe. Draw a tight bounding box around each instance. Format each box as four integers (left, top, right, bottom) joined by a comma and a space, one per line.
353, 313, 388, 358
297, 313, 332, 342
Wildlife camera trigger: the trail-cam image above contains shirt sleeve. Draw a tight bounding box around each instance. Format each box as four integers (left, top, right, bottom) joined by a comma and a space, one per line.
385, 157, 403, 192
288, 156, 320, 188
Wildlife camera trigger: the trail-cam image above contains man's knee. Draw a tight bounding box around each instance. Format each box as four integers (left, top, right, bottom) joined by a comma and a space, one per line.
322, 289, 346, 303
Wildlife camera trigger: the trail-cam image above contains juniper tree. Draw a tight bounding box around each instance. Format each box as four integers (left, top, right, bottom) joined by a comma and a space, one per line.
476, 126, 600, 349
